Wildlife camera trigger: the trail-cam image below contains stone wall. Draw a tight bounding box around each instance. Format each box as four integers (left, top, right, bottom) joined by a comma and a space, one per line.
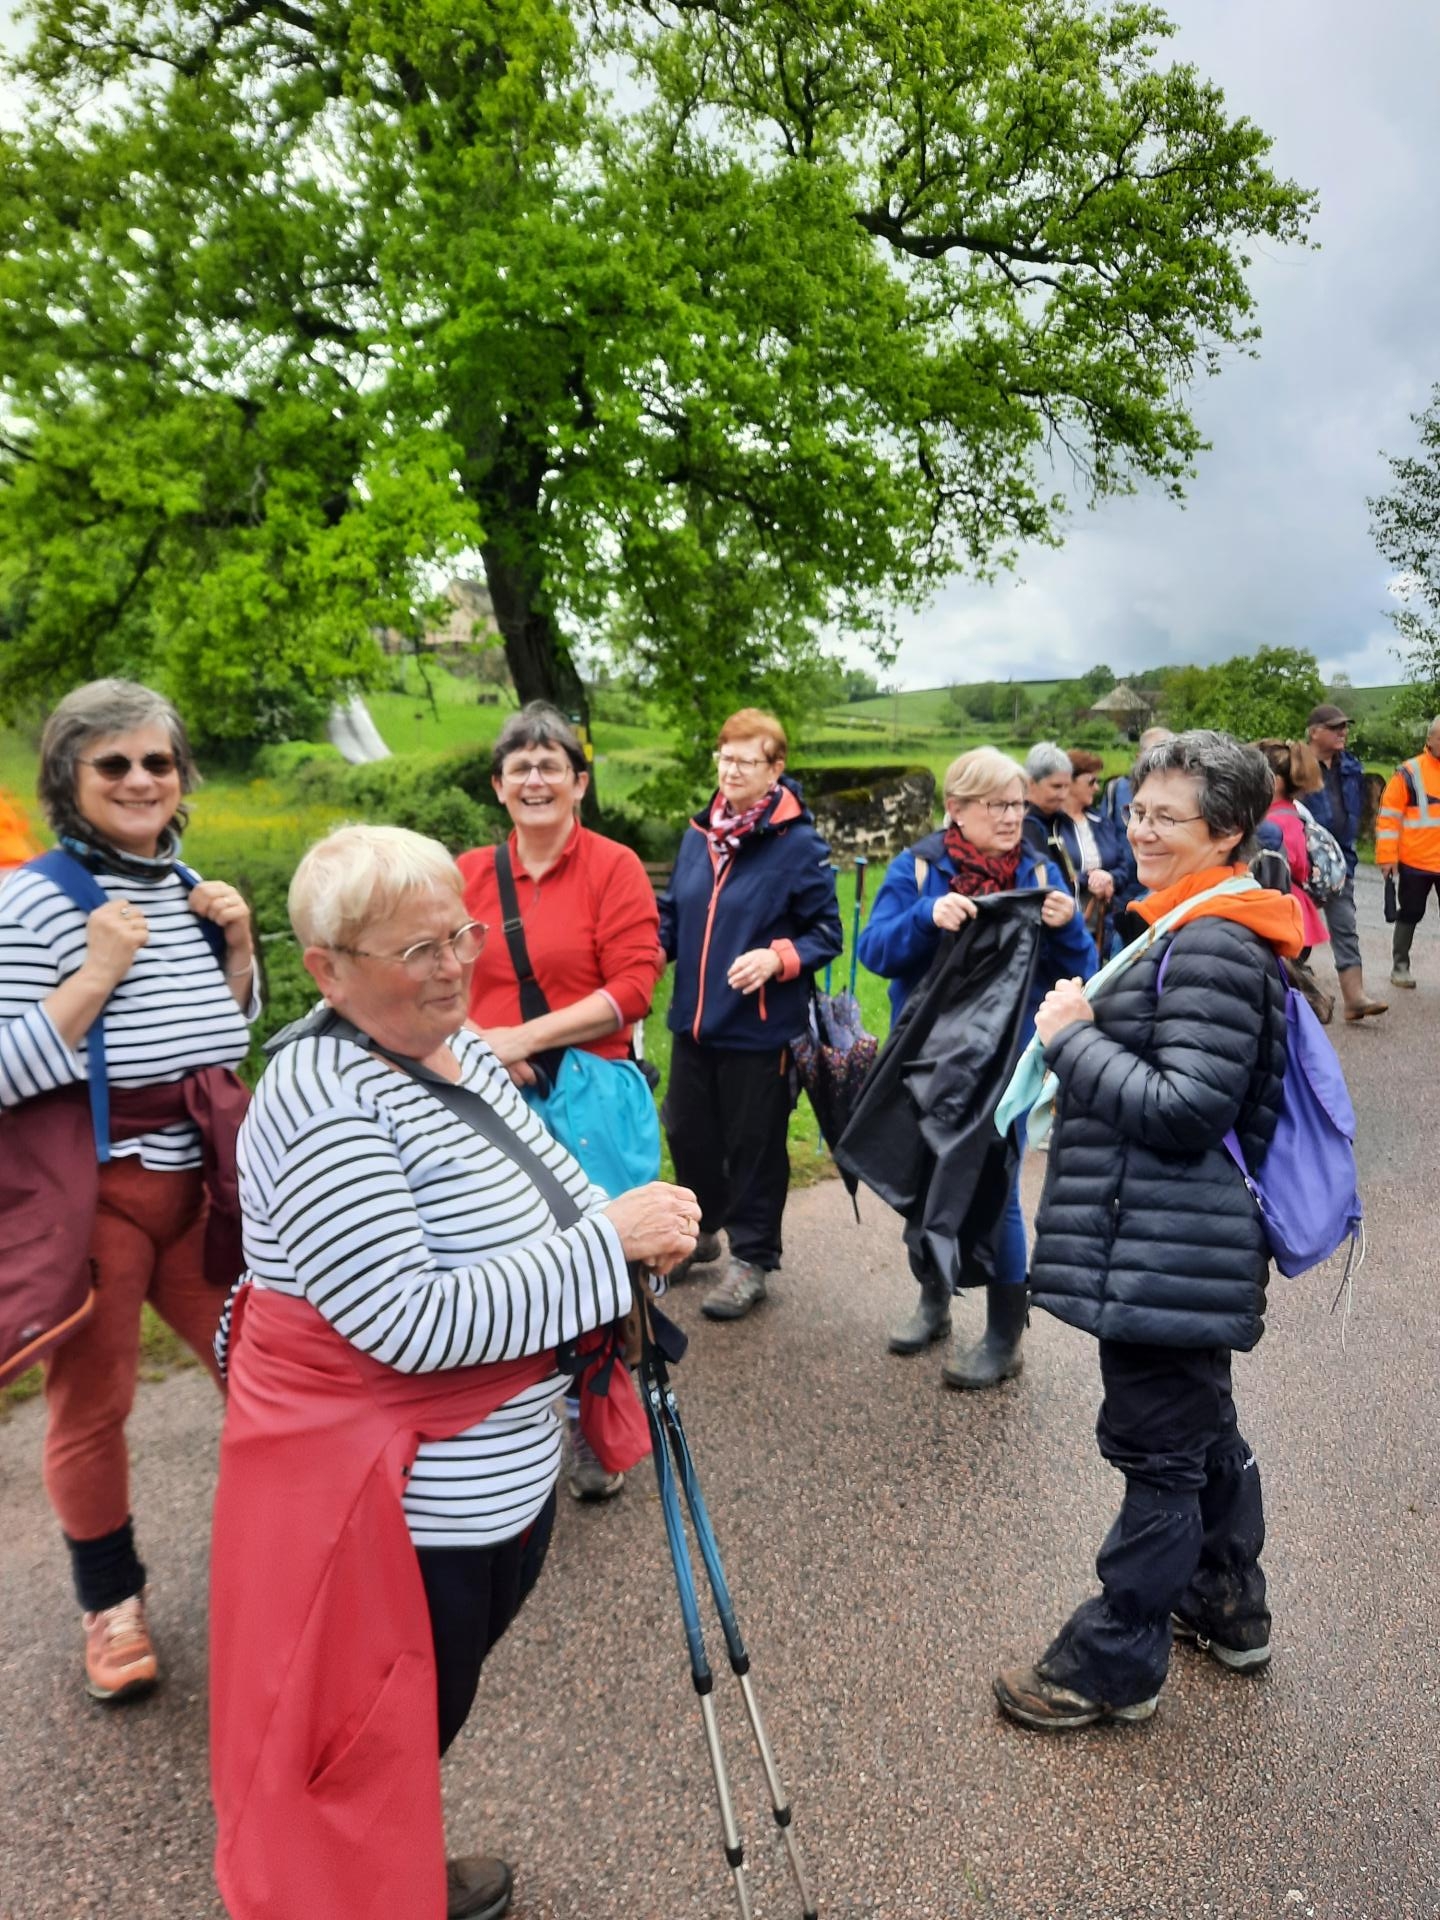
793, 764, 937, 864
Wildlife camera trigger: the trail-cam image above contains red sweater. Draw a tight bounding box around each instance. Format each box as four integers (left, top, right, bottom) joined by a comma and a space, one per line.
458, 826, 664, 1061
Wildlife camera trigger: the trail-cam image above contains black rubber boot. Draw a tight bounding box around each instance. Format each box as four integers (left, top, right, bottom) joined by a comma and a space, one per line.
1391, 919, 1417, 988
887, 1278, 953, 1355
941, 1282, 1029, 1389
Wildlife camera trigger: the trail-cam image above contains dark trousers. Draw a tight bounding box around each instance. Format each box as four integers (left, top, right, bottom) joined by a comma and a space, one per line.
662, 1032, 792, 1270
418, 1491, 556, 1756
1040, 1342, 1268, 1708
1396, 864, 1440, 925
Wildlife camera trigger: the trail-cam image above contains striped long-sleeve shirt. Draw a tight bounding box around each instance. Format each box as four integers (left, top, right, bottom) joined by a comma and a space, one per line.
237, 1025, 632, 1546
0, 860, 258, 1169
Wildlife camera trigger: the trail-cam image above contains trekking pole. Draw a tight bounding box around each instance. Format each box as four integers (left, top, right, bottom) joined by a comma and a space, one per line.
824, 861, 838, 993
641, 1307, 819, 1919
848, 857, 868, 997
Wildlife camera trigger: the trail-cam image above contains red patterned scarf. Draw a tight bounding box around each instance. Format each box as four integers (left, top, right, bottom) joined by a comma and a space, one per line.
942, 823, 1021, 896
706, 785, 777, 865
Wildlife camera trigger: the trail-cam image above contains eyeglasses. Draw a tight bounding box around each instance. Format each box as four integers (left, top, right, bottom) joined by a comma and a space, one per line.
978, 798, 1026, 817
500, 758, 575, 785
335, 920, 488, 978
80, 752, 179, 780
715, 751, 772, 773
1123, 804, 1204, 833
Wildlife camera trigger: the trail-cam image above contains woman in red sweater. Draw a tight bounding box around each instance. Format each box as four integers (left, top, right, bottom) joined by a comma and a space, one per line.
1255, 738, 1331, 954
458, 703, 665, 1498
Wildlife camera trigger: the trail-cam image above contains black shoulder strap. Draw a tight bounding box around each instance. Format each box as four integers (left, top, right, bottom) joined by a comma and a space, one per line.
493, 842, 552, 1026
304, 1011, 583, 1229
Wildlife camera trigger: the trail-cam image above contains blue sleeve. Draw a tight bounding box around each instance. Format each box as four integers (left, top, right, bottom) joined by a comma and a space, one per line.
1043, 904, 1098, 984
856, 850, 942, 981
656, 831, 690, 960
786, 836, 843, 973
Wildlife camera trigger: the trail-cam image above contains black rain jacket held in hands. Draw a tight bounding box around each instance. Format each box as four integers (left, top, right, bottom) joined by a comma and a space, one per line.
1030, 915, 1288, 1353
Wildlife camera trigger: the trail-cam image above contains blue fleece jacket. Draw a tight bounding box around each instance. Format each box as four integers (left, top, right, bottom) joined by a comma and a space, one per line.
660, 778, 843, 1051
857, 830, 1097, 1029
1305, 747, 1366, 875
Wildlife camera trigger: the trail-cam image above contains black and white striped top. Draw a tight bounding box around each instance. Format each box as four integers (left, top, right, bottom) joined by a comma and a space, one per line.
0, 861, 258, 1170
237, 1025, 631, 1547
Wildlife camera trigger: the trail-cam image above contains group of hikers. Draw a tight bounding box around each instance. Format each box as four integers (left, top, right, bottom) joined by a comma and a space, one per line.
1, 677, 1437, 1920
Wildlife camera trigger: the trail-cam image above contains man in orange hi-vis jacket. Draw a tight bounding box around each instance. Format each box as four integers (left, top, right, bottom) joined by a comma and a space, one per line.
0, 789, 41, 869
1376, 714, 1440, 990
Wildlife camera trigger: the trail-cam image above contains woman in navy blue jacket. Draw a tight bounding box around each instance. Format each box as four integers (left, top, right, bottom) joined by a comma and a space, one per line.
659, 709, 843, 1324
858, 746, 1096, 1386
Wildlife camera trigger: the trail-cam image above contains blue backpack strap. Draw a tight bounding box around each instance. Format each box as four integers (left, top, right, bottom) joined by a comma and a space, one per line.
174, 861, 227, 966
26, 849, 112, 1161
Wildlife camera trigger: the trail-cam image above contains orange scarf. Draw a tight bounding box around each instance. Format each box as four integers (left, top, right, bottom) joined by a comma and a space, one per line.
1133, 863, 1305, 958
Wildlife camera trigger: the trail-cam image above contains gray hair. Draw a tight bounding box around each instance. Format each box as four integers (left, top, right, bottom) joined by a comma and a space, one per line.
38, 679, 199, 842
1137, 726, 1174, 753
1130, 729, 1275, 859
288, 823, 463, 949
489, 701, 586, 781
1024, 741, 1072, 783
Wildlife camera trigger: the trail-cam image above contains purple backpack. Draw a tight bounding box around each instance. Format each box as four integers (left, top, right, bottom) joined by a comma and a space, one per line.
1158, 944, 1361, 1277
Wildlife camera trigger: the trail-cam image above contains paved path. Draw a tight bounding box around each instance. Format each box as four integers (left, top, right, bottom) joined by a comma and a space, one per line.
3, 872, 1437, 1920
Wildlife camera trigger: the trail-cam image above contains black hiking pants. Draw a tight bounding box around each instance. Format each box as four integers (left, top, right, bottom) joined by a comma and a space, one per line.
662, 1033, 793, 1270
1039, 1341, 1269, 1708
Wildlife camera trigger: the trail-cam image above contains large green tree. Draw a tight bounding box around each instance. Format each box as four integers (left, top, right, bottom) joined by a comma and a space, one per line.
0, 0, 1314, 772
1369, 384, 1440, 717
1160, 644, 1324, 740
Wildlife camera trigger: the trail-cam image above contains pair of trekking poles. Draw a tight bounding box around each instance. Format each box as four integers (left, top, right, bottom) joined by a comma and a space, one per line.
637, 1298, 818, 1920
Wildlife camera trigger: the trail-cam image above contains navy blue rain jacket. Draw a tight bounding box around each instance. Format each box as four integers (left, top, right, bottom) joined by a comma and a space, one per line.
660, 778, 843, 1051
1304, 747, 1366, 874
856, 830, 1097, 1031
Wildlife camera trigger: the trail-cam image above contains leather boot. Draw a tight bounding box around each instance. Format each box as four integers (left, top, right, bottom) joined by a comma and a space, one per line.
1337, 966, 1388, 1022
941, 1282, 1028, 1389
887, 1277, 952, 1355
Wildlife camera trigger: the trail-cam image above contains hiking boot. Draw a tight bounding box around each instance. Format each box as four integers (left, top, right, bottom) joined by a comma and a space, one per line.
887, 1280, 952, 1355
446, 1853, 514, 1920
667, 1229, 724, 1285
565, 1414, 623, 1503
83, 1593, 159, 1703
992, 1662, 1158, 1732
1390, 961, 1415, 989
1171, 1609, 1272, 1674
1338, 967, 1387, 1022
701, 1257, 768, 1321
941, 1283, 1028, 1390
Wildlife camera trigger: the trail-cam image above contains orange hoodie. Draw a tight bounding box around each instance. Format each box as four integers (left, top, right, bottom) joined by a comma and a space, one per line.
1133, 863, 1306, 958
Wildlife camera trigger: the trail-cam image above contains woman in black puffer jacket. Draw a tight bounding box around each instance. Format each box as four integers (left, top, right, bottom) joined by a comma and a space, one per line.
993, 731, 1304, 1733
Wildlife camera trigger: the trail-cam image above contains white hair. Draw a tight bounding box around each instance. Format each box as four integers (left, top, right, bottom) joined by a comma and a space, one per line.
288, 823, 464, 949
1024, 741, 1072, 783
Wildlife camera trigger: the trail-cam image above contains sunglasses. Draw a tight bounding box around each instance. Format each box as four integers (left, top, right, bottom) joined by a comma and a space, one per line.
80, 752, 180, 780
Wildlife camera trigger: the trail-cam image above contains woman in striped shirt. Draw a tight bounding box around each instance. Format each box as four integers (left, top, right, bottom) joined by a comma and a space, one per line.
212, 824, 699, 1920
0, 679, 258, 1703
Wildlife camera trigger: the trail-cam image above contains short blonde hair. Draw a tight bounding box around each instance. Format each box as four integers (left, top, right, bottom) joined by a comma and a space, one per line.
289, 823, 464, 949
942, 746, 1026, 809
717, 707, 787, 761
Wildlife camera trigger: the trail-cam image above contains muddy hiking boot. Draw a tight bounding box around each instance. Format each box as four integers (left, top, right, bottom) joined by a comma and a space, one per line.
992, 1663, 1159, 1732
888, 1277, 953, 1354
565, 1411, 623, 1503
701, 1257, 768, 1321
942, 1282, 1029, 1390
667, 1229, 724, 1286
1170, 1608, 1272, 1674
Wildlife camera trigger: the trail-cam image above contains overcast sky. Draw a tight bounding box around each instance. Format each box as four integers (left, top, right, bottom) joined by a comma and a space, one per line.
884, 0, 1440, 691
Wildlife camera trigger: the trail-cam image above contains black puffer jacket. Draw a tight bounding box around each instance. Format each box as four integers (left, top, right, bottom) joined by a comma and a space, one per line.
1030, 917, 1288, 1353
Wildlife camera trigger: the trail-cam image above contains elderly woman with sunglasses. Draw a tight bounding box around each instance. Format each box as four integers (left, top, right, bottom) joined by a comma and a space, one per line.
0, 678, 257, 1704
212, 824, 698, 1920
858, 747, 1095, 1386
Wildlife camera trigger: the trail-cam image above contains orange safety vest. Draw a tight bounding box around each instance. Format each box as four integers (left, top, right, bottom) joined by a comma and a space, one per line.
0, 790, 41, 868
1375, 748, 1440, 874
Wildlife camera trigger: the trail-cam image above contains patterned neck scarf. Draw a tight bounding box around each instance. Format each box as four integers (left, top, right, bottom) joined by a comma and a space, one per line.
942, 822, 1021, 896
61, 827, 181, 884
706, 785, 778, 866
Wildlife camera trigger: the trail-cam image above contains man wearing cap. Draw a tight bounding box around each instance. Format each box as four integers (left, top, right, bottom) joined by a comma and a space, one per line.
1376, 714, 1440, 990
1306, 703, 1388, 1021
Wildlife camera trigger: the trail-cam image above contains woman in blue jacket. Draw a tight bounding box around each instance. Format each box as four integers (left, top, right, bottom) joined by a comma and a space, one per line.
858, 746, 1096, 1386
659, 709, 843, 1324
